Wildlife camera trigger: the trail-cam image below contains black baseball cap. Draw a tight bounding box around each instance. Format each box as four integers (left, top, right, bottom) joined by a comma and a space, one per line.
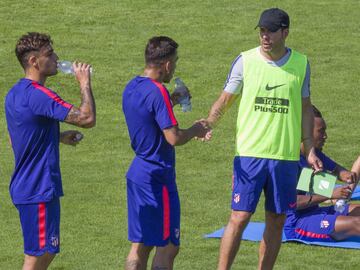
256, 8, 290, 32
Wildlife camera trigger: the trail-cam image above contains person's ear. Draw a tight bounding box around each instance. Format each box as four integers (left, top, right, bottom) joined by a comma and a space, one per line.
28, 54, 39, 69
283, 28, 289, 39
164, 60, 171, 73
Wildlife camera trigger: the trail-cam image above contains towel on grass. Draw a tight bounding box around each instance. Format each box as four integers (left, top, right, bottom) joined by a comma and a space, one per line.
205, 222, 360, 249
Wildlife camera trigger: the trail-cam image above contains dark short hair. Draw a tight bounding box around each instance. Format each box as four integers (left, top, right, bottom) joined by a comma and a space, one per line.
15, 32, 53, 69
145, 36, 178, 65
312, 105, 323, 118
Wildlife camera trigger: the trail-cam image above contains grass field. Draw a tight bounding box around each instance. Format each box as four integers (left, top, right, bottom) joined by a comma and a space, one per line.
0, 0, 359, 269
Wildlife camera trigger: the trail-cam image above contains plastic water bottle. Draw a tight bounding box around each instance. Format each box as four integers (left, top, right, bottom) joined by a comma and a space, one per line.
57, 61, 93, 75
74, 133, 83, 142
174, 78, 191, 112
334, 199, 346, 213
57, 61, 74, 74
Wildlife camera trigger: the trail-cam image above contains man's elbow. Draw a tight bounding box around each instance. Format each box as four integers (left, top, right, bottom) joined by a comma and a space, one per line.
79, 115, 96, 128
166, 138, 178, 146
165, 136, 185, 146
163, 126, 186, 146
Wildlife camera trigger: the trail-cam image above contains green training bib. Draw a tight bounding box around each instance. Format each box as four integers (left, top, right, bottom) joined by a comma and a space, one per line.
235, 47, 307, 160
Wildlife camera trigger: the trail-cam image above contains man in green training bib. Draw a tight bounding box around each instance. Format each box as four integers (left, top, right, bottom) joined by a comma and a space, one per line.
205, 8, 323, 270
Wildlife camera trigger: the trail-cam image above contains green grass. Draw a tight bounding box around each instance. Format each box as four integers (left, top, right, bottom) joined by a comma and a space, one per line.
0, 0, 359, 269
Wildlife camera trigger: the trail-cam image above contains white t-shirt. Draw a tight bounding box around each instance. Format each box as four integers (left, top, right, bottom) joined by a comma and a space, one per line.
223, 47, 310, 97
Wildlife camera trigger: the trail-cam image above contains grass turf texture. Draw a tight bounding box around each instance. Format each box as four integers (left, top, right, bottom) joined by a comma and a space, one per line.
0, 0, 359, 269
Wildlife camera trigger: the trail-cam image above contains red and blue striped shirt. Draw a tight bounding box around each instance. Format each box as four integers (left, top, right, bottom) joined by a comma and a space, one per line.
5, 78, 73, 204
122, 76, 178, 189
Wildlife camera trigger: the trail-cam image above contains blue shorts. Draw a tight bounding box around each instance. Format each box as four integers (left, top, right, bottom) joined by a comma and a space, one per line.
127, 178, 180, 246
231, 156, 298, 214
15, 197, 60, 256
284, 205, 350, 242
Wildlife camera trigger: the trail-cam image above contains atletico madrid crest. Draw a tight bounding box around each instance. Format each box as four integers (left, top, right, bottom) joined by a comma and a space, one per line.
233, 193, 240, 204
51, 236, 59, 247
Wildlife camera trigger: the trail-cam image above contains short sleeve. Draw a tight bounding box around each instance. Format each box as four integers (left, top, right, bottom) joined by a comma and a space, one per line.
223, 55, 243, 95
149, 80, 178, 130
29, 82, 73, 121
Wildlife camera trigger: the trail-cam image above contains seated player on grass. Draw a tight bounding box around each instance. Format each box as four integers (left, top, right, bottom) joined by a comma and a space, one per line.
284, 106, 360, 241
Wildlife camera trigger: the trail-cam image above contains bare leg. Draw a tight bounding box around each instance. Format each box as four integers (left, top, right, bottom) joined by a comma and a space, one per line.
332, 215, 360, 240
348, 204, 360, 216
217, 210, 252, 270
258, 211, 286, 270
330, 156, 360, 241
23, 253, 56, 270
351, 156, 360, 175
151, 243, 179, 270
351, 156, 360, 185
345, 156, 360, 201
125, 243, 153, 270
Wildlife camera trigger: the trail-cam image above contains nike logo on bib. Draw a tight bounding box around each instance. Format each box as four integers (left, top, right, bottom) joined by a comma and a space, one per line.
265, 83, 285, 91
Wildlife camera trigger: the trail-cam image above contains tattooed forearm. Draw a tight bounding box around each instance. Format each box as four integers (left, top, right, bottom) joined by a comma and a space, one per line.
64, 81, 96, 128
152, 267, 168, 270
65, 107, 81, 123
207, 102, 226, 127
79, 81, 96, 115
207, 92, 238, 128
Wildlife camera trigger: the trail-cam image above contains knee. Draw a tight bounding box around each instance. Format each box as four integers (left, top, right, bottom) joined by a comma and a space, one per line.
44, 253, 56, 265
229, 211, 252, 227
354, 156, 360, 169
128, 243, 153, 261
171, 245, 180, 259
156, 244, 179, 261
24, 253, 56, 269
24, 255, 38, 268
353, 217, 360, 232
165, 245, 179, 260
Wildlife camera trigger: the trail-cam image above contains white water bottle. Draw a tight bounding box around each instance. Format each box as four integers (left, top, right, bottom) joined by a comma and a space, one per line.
174, 78, 191, 112
57, 61, 93, 75
334, 199, 346, 213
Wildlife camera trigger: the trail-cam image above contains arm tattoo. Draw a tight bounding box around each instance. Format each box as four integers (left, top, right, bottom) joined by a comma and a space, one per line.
65, 107, 81, 123
207, 100, 227, 128
207, 92, 238, 128
64, 81, 96, 126
152, 267, 168, 270
79, 81, 95, 115
210, 106, 225, 121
